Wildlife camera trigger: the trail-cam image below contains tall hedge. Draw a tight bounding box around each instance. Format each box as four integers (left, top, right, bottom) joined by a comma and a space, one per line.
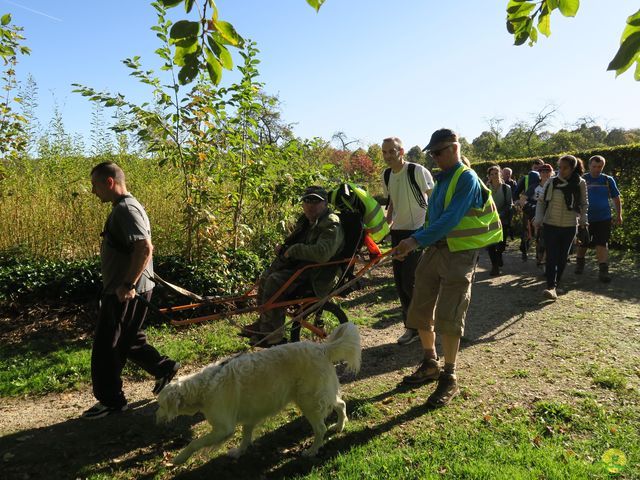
470, 144, 640, 250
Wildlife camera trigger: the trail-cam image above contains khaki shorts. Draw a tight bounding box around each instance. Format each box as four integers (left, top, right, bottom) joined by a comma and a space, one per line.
405, 244, 478, 337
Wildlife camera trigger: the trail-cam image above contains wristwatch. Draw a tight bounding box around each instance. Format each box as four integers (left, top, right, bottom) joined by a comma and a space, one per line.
122, 281, 136, 291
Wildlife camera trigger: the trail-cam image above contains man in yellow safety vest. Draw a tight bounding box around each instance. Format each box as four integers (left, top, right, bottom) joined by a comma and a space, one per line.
395, 128, 502, 408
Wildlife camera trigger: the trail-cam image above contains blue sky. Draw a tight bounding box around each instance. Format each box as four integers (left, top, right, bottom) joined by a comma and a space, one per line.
4, 0, 640, 151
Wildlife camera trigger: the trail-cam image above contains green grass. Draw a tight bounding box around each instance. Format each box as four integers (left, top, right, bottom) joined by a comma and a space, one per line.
0, 318, 251, 396
0, 341, 91, 396
591, 367, 628, 392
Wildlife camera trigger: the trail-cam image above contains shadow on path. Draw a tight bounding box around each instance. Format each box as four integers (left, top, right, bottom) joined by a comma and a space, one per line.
0, 399, 199, 480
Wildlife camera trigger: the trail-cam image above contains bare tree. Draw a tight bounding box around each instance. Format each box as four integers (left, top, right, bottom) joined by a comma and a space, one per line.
331, 131, 359, 151
525, 104, 558, 155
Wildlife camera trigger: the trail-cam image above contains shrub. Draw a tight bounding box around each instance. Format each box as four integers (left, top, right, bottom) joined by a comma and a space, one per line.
0, 249, 265, 306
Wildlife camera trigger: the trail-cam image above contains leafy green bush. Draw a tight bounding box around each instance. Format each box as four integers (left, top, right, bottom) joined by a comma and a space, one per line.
0, 249, 265, 306
0, 257, 101, 304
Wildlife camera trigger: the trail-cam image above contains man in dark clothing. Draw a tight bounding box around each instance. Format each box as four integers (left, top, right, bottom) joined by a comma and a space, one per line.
82, 162, 179, 420
515, 159, 543, 260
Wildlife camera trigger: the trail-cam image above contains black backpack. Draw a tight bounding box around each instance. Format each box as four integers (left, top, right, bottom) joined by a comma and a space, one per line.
383, 162, 427, 209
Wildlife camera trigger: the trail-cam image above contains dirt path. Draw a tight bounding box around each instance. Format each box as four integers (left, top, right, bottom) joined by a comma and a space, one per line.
1, 248, 639, 479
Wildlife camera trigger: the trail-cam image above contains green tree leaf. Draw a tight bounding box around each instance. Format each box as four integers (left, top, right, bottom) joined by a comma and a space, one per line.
206, 55, 223, 84
185, 0, 195, 13
173, 42, 200, 67
514, 18, 532, 45
207, 36, 233, 70
507, 1, 536, 16
607, 31, 640, 75
214, 20, 243, 46
558, 0, 579, 18
160, 0, 183, 7
538, 10, 551, 37
306, 0, 326, 12
636, 60, 640, 80
546, 0, 559, 10
628, 9, 640, 27
170, 20, 200, 40
529, 26, 539, 45
1, 13, 11, 26
178, 61, 199, 85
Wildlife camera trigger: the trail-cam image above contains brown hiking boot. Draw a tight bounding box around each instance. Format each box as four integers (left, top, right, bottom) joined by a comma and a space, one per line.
427, 373, 459, 408
402, 358, 441, 385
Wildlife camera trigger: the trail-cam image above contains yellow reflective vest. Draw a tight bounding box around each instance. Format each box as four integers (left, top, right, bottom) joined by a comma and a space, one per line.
329, 183, 390, 243
430, 165, 503, 252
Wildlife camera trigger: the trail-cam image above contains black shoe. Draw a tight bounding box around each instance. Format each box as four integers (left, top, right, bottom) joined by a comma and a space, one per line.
598, 263, 611, 283
427, 373, 459, 408
153, 362, 181, 395
490, 265, 500, 276
575, 257, 585, 275
81, 402, 128, 420
521, 252, 528, 262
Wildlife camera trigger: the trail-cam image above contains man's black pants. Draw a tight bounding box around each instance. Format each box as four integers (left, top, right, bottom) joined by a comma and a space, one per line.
91, 290, 173, 408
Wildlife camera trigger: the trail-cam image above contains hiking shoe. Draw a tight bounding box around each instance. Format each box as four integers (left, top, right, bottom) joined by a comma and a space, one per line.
397, 329, 420, 346
543, 288, 558, 300
599, 271, 612, 283
427, 373, 459, 408
81, 402, 128, 420
402, 358, 440, 385
153, 362, 180, 395
598, 264, 611, 283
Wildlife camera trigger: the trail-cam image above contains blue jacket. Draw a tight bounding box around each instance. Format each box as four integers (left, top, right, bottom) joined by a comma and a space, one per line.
412, 162, 484, 247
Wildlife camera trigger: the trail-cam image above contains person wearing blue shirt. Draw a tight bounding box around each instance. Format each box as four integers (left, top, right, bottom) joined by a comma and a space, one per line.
575, 155, 623, 282
395, 128, 485, 408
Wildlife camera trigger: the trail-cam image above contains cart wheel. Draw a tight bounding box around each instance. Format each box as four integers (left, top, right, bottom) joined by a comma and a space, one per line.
290, 301, 348, 343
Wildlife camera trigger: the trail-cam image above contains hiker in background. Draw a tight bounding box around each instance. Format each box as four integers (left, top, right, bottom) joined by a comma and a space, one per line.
502, 167, 518, 194
382, 136, 434, 345
515, 159, 543, 261
533, 155, 588, 300
486, 165, 513, 276
533, 163, 554, 268
574, 155, 622, 283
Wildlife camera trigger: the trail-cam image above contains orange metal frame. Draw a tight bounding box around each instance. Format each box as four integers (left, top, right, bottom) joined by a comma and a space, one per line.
159, 250, 390, 333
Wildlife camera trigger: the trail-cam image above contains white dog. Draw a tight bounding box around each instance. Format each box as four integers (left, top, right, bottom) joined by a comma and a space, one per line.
156, 322, 361, 465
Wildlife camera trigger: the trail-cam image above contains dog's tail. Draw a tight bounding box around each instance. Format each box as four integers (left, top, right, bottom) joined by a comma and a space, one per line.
323, 322, 361, 374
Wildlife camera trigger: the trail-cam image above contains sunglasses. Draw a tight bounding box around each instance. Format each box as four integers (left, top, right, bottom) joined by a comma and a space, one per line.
428, 143, 455, 158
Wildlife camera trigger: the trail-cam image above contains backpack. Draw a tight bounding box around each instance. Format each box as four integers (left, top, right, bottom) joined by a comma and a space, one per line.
383, 162, 427, 209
